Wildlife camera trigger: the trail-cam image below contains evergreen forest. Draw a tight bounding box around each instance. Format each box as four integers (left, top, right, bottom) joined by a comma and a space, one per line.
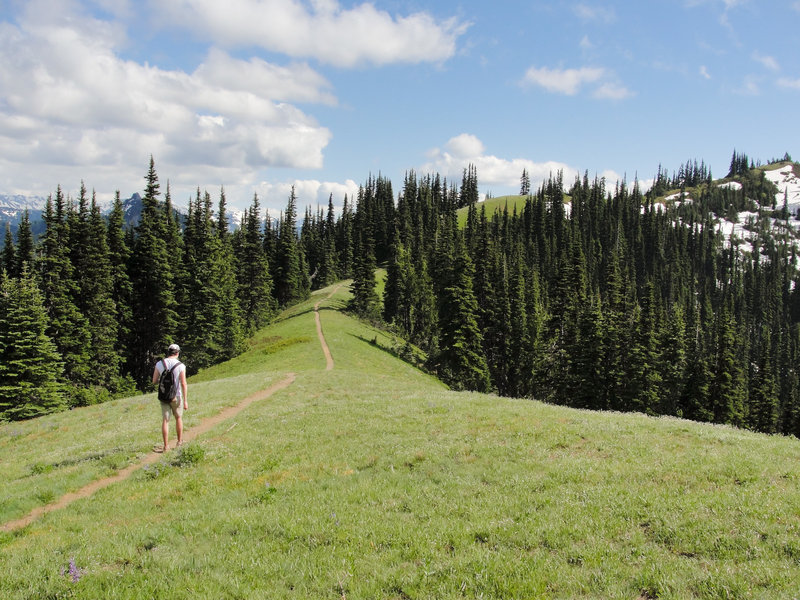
3, 153, 800, 439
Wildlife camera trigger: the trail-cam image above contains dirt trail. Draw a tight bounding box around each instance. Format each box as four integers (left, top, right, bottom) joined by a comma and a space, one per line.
1, 373, 296, 533
3, 285, 342, 534
315, 284, 342, 371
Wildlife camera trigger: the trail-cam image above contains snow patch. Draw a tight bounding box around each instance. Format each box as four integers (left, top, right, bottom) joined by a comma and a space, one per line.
717, 181, 742, 191
764, 165, 800, 213
664, 192, 693, 205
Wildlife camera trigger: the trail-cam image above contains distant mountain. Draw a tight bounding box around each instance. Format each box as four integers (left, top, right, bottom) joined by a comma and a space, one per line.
0, 192, 244, 242
0, 194, 48, 213
0, 195, 48, 242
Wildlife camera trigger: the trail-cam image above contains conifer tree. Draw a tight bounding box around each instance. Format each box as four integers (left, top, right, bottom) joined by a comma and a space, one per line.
274, 187, 307, 305
181, 190, 245, 369
336, 194, 354, 278
128, 157, 178, 388
658, 304, 688, 416
318, 195, 339, 287
236, 193, 276, 332
15, 210, 35, 276
626, 281, 662, 414
431, 212, 490, 392
0, 268, 65, 420
217, 187, 229, 239
749, 327, 780, 432
40, 187, 92, 403
349, 188, 380, 319
505, 249, 532, 397
2, 223, 16, 277
711, 298, 746, 426
107, 190, 133, 369
520, 168, 531, 196
75, 191, 127, 398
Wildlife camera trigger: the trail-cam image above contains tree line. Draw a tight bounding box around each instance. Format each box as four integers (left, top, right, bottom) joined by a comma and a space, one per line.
339, 158, 800, 436
0, 158, 310, 420
4, 153, 800, 437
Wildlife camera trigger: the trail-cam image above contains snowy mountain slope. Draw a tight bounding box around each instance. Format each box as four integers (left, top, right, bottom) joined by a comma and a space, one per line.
715, 164, 800, 258
764, 163, 800, 212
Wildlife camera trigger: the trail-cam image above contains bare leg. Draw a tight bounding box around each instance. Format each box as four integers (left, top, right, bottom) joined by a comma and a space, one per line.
162, 418, 170, 451
175, 415, 183, 446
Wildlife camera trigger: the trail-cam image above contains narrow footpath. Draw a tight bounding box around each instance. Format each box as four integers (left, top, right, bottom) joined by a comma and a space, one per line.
3, 285, 344, 534
1, 373, 296, 533
314, 284, 342, 371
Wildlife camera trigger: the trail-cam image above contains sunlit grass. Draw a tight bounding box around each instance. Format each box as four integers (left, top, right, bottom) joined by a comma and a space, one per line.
2, 281, 800, 598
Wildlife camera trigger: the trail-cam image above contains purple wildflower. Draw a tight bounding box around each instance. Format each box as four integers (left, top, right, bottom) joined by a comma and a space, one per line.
67, 558, 83, 583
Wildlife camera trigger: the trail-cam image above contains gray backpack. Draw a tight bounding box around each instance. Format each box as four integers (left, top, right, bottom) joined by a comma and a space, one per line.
157, 360, 181, 404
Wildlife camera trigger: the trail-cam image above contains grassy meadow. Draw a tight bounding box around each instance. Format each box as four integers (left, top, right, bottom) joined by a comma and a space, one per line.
2, 282, 800, 598
456, 194, 573, 227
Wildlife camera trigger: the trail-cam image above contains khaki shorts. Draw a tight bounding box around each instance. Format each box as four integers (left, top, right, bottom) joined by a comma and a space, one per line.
161, 399, 183, 421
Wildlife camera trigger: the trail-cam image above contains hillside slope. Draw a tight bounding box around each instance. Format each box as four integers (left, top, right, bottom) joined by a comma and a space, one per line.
2, 283, 800, 599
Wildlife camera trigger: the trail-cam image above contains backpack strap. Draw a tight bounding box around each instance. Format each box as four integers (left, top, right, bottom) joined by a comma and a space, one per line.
161, 359, 182, 375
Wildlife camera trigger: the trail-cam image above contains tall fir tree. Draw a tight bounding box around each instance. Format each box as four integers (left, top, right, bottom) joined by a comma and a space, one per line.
128, 157, 178, 388
2, 223, 16, 277
431, 211, 490, 392
107, 190, 133, 372
0, 268, 65, 420
274, 186, 307, 306
235, 193, 277, 332
40, 187, 92, 404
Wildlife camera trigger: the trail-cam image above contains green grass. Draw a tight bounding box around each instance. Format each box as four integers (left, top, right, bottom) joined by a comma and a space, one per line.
457, 194, 572, 227
2, 282, 800, 598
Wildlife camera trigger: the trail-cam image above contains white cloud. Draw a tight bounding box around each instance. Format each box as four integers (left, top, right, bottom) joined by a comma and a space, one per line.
520, 65, 631, 99
195, 48, 336, 105
579, 35, 593, 49
752, 51, 780, 71
254, 178, 360, 215
778, 77, 800, 90
700, 65, 711, 79
593, 81, 633, 100
0, 2, 335, 207
152, 0, 468, 68
573, 3, 616, 23
794, 1, 800, 12
421, 134, 580, 195
521, 66, 606, 95
446, 134, 486, 158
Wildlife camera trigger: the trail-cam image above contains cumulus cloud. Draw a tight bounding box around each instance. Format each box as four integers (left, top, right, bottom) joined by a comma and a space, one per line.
520, 65, 631, 99
254, 178, 360, 216
421, 134, 580, 195
151, 0, 468, 67
520, 66, 605, 95
0, 2, 335, 205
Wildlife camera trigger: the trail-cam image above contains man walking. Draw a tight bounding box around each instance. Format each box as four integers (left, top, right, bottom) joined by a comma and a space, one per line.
152, 343, 188, 452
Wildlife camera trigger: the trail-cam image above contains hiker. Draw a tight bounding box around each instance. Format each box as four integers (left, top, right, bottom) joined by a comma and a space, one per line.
152, 343, 188, 452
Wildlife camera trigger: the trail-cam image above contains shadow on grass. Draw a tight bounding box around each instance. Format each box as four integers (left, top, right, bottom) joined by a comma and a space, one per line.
349, 333, 429, 372
271, 307, 316, 323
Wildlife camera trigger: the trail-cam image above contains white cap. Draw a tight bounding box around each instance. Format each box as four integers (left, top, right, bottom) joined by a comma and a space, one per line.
168, 343, 180, 354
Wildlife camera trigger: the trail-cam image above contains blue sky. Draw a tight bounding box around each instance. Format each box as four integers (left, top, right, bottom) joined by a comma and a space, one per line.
0, 0, 798, 214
